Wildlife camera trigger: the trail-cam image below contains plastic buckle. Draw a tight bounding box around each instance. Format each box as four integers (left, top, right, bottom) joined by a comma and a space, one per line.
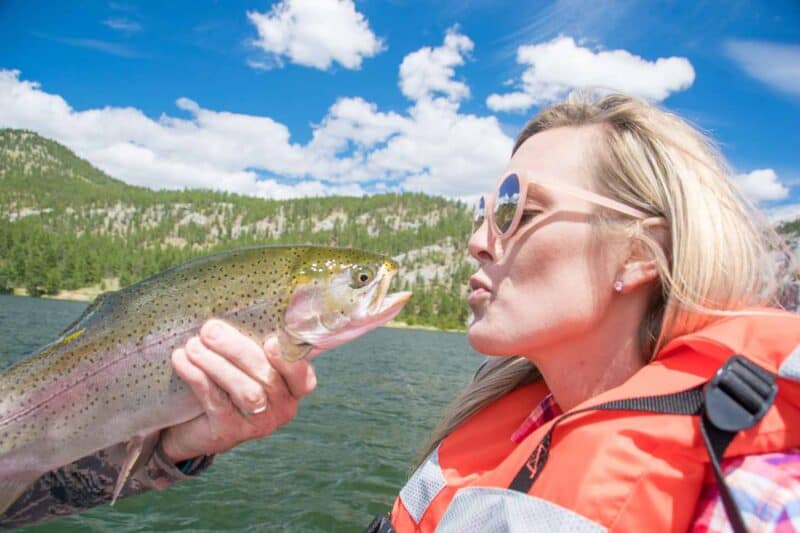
704, 354, 778, 432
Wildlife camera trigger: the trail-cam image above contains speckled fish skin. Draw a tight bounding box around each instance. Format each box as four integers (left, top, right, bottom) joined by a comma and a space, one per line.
0, 245, 411, 512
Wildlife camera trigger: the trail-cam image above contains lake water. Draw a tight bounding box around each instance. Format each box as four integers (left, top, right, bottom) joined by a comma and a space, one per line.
0, 294, 482, 532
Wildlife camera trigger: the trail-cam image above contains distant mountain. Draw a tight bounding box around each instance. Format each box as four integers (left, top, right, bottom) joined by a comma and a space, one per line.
0, 129, 474, 330
0, 129, 136, 209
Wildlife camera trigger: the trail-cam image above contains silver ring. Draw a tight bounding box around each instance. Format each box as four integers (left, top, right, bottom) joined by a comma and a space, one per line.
241, 404, 268, 416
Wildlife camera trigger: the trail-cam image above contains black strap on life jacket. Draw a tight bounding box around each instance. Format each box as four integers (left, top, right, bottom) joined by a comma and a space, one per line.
508, 354, 778, 533
365, 513, 396, 533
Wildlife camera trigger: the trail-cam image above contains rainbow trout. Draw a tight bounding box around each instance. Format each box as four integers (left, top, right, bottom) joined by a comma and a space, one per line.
0, 246, 411, 512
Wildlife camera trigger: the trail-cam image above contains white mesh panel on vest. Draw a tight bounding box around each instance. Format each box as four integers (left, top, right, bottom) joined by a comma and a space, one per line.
398, 446, 446, 523
780, 344, 800, 381
436, 487, 607, 533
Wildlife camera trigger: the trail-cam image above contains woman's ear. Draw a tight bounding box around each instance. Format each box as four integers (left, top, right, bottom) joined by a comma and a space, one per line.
617, 258, 659, 293
616, 218, 669, 294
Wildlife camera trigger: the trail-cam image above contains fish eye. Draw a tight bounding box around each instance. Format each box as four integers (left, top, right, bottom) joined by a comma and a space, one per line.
350, 266, 375, 289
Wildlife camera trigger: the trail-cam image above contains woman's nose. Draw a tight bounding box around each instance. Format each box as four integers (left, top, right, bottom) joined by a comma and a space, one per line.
468, 219, 497, 263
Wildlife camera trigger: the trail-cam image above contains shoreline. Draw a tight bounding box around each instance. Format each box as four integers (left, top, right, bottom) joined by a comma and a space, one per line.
383, 320, 465, 333
10, 288, 105, 302
2, 291, 464, 333
9, 277, 121, 302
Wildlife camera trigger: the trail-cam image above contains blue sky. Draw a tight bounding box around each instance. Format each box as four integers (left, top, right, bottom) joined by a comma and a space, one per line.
1, 0, 798, 217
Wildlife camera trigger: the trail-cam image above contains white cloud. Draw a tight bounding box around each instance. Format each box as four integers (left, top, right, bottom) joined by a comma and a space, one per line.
487, 36, 695, 112
0, 31, 512, 200
32, 32, 139, 58
245, 59, 271, 71
731, 168, 789, 203
246, 0, 384, 70
308, 97, 406, 155
255, 179, 366, 200
485, 92, 534, 113
367, 98, 511, 196
399, 28, 473, 102
724, 40, 800, 97
765, 203, 800, 224
103, 18, 142, 33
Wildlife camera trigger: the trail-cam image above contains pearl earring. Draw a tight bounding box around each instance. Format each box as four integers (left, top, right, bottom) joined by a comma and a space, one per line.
613, 280, 624, 293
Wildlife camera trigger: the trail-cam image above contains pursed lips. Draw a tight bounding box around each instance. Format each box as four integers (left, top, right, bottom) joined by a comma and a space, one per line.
468, 276, 492, 306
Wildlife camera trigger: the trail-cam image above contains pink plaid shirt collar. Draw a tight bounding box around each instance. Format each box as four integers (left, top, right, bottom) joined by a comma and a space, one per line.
510, 392, 561, 444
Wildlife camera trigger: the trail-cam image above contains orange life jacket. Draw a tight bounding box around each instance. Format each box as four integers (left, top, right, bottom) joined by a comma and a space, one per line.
390, 309, 800, 532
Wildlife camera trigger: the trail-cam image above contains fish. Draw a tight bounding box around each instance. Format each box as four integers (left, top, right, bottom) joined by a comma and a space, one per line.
0, 245, 411, 513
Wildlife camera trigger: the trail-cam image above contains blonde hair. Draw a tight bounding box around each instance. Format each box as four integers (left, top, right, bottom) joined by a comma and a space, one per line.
415, 93, 791, 465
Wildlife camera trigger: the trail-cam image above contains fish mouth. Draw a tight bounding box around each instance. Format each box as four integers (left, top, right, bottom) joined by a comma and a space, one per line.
371, 289, 413, 323
368, 261, 411, 321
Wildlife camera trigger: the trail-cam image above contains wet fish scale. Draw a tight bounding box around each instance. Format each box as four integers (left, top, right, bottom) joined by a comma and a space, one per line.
0, 245, 410, 514
1, 248, 297, 456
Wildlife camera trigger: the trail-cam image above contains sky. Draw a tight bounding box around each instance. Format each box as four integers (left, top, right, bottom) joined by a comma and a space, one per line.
0, 0, 798, 218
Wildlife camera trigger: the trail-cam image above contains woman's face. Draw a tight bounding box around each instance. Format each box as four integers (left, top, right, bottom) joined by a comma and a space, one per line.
467, 125, 626, 358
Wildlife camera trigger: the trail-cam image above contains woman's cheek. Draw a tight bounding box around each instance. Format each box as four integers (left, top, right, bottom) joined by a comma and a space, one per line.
510, 234, 596, 343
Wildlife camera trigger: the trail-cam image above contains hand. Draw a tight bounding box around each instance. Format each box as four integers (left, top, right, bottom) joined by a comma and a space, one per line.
160, 320, 318, 463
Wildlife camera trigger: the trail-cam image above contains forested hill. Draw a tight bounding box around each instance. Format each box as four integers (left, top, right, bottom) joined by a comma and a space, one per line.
0, 128, 475, 330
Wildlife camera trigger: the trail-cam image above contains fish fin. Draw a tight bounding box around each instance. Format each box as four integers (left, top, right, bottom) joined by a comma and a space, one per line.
281, 341, 313, 362
0, 476, 36, 515
110, 436, 145, 506
56, 290, 116, 338
32, 291, 119, 358
276, 330, 313, 361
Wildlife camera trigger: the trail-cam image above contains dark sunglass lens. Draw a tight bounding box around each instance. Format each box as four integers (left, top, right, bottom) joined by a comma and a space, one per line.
494, 174, 521, 234
472, 196, 485, 233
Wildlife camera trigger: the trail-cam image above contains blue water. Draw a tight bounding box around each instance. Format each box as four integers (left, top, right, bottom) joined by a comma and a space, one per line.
0, 295, 482, 531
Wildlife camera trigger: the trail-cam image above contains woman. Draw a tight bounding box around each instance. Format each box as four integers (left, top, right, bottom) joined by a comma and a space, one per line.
3, 94, 799, 531
387, 95, 800, 532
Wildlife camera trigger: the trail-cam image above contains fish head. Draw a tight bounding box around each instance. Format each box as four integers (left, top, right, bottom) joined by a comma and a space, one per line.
283, 247, 412, 355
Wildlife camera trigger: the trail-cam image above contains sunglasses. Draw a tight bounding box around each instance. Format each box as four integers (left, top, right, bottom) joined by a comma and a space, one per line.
473, 172, 652, 239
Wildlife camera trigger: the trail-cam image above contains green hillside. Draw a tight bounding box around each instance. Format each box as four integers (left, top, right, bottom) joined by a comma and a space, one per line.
0, 129, 475, 330
0, 129, 135, 208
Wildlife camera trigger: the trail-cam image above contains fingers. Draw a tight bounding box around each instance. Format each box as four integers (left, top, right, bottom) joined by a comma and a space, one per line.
167, 323, 321, 461
264, 336, 318, 399
184, 336, 267, 414
171, 347, 236, 418
200, 320, 272, 385
197, 320, 317, 401
179, 323, 316, 417
171, 346, 272, 453
170, 347, 240, 460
